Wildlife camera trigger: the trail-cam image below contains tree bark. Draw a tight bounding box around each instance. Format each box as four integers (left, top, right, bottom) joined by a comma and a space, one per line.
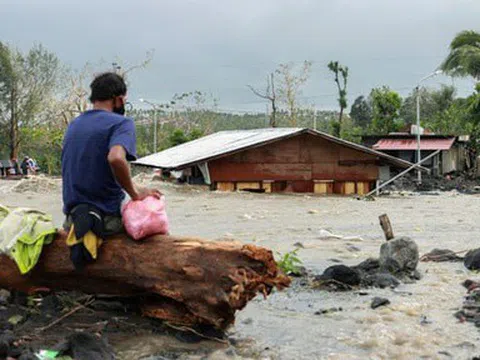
337, 106, 344, 137
9, 85, 18, 160
0, 233, 290, 330
379, 214, 394, 241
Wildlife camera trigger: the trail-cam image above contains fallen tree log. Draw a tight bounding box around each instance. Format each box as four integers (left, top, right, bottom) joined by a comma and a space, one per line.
0, 233, 290, 330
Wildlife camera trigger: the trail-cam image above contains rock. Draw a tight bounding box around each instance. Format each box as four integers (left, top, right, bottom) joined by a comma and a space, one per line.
363, 273, 400, 289
55, 333, 115, 360
412, 270, 422, 280
314, 307, 343, 315
0, 289, 11, 305
241, 318, 253, 325
353, 258, 380, 275
291, 266, 308, 278
379, 237, 419, 274
465, 248, 480, 270
347, 245, 361, 252
316, 265, 361, 286
18, 351, 37, 360
371, 297, 390, 309
0, 332, 14, 359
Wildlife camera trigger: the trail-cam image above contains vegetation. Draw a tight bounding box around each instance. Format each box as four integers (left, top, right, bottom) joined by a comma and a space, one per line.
1, 30, 480, 175
328, 61, 349, 137
441, 30, 480, 80
276, 248, 303, 276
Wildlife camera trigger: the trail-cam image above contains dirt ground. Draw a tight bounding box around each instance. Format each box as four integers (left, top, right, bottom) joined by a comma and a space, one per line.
2, 177, 480, 359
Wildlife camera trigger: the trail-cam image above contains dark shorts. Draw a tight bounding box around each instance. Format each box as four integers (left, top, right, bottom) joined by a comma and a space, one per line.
63, 214, 124, 237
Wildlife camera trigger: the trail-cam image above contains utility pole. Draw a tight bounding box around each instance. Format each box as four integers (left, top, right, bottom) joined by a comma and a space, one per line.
139, 98, 160, 154
415, 69, 442, 184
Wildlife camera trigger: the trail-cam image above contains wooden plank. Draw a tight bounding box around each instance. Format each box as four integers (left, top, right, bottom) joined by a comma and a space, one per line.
313, 180, 334, 195
217, 182, 235, 192
379, 214, 394, 240
314, 182, 327, 194
344, 182, 356, 195
237, 182, 261, 190
210, 163, 312, 182
356, 182, 365, 195
262, 181, 273, 193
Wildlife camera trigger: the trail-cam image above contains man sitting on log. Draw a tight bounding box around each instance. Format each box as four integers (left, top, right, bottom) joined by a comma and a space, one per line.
61, 72, 160, 269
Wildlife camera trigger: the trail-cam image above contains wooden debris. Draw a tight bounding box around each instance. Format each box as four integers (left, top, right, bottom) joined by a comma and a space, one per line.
379, 214, 394, 241
0, 233, 290, 330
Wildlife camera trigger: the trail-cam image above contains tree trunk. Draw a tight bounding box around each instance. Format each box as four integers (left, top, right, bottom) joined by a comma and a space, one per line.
336, 106, 344, 138
0, 233, 290, 330
270, 98, 277, 127
9, 86, 18, 160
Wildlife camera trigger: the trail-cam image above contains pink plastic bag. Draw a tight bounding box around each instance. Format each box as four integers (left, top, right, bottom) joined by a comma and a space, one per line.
122, 196, 169, 240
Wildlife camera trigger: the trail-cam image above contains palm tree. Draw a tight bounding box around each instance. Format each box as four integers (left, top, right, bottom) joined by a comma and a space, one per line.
441, 30, 480, 81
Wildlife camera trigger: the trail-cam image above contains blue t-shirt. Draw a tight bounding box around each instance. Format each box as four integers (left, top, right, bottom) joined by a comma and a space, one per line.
62, 110, 136, 215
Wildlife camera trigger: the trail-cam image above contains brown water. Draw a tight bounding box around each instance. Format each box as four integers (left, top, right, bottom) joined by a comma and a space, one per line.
2, 180, 479, 359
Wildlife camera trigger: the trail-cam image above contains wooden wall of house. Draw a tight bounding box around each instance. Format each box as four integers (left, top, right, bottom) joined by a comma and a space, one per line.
209, 134, 379, 189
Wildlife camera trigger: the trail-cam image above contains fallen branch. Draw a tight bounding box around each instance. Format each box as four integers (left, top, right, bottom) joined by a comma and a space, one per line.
36, 297, 95, 332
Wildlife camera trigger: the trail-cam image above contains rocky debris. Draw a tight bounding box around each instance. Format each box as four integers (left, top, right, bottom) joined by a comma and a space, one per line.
0, 175, 61, 194
313, 237, 420, 291
384, 172, 480, 194
421, 249, 464, 262
0, 289, 11, 306
353, 258, 380, 275
363, 273, 400, 289
371, 297, 390, 309
465, 249, 480, 270
379, 236, 419, 276
55, 333, 115, 360
314, 307, 343, 315
314, 265, 361, 287
454, 279, 480, 328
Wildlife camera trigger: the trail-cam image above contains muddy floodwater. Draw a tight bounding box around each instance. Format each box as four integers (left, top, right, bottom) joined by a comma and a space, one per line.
2, 178, 480, 359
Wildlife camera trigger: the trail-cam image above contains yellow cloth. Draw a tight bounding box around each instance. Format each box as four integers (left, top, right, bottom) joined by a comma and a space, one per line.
66, 225, 103, 259
0, 205, 56, 274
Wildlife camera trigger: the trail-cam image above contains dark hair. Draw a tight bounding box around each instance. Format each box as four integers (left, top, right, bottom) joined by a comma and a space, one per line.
89, 72, 127, 102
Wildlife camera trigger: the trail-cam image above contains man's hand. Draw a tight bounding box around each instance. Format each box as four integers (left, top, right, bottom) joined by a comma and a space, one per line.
132, 186, 162, 201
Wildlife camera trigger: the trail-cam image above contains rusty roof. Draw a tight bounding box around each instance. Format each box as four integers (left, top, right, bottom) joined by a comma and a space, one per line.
373, 137, 455, 151
134, 128, 417, 170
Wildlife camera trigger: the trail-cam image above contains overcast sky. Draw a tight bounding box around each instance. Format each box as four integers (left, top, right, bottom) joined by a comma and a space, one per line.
1, 0, 479, 113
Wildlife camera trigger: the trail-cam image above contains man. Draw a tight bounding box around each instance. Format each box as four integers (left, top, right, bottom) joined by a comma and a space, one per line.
62, 72, 159, 236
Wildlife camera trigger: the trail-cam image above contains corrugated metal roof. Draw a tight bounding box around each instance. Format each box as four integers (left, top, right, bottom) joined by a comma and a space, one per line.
134, 128, 417, 170
373, 138, 455, 151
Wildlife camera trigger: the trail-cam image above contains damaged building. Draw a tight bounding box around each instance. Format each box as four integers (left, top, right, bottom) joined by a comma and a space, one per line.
362, 131, 469, 176
134, 128, 416, 195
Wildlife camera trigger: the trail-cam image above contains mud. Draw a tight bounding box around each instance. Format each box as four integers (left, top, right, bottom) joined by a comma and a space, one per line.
2, 178, 480, 359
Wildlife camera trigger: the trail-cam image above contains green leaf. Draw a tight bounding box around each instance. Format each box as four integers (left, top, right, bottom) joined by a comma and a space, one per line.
8, 314, 24, 325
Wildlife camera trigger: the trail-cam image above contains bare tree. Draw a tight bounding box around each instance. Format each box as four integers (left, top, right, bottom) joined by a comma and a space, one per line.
276, 61, 312, 127
247, 72, 277, 127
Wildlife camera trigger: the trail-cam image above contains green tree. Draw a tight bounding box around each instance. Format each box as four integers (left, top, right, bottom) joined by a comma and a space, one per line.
400, 85, 456, 128
370, 86, 403, 134
441, 30, 480, 81
0, 42, 61, 159
350, 95, 372, 129
328, 61, 349, 137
